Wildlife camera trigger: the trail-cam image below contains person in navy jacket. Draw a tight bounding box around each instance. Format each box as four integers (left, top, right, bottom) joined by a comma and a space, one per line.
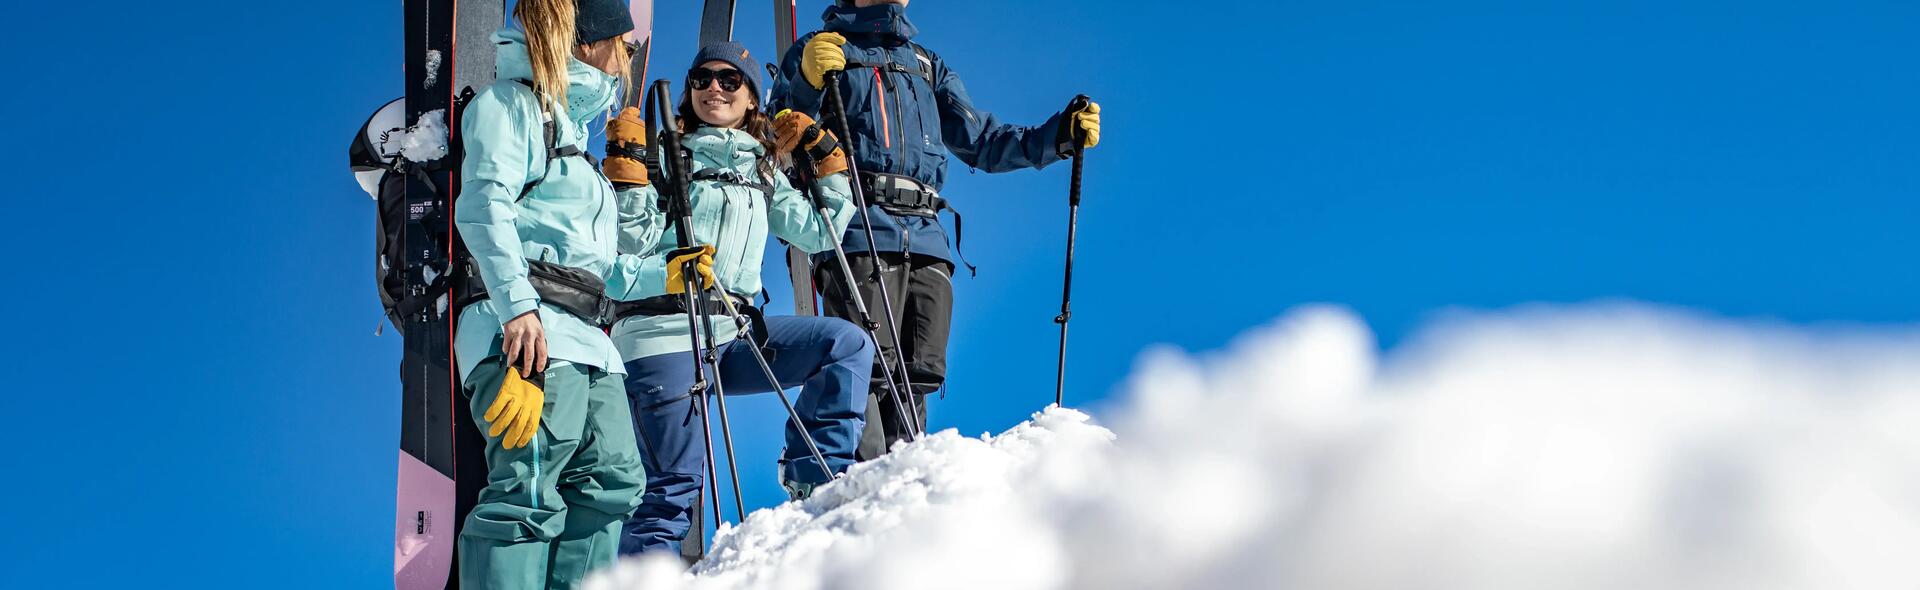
776, 0, 1102, 460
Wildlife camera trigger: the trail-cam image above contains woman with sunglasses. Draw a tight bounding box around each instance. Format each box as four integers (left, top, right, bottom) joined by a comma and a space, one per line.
602, 42, 870, 557
450, 0, 653, 586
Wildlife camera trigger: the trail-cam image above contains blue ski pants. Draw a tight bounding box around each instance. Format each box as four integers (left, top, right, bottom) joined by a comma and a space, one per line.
617, 315, 872, 556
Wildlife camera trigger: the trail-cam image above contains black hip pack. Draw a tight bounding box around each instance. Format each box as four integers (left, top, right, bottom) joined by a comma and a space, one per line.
458, 260, 616, 327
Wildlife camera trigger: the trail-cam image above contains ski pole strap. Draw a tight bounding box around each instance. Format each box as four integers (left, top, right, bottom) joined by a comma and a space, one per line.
455, 260, 618, 327
690, 168, 774, 200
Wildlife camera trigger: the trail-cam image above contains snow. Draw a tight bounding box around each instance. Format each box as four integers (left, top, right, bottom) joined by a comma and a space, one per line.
399, 110, 449, 163
587, 304, 1920, 590
423, 50, 442, 89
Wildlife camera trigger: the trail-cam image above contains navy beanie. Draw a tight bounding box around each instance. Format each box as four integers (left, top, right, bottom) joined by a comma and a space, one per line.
690, 41, 764, 101
575, 0, 634, 45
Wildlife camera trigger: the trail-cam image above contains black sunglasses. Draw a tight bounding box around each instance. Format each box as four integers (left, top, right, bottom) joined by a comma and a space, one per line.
687, 68, 747, 92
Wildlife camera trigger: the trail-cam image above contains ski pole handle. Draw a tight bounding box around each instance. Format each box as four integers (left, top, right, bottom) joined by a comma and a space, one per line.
1066, 94, 1092, 138
1067, 94, 1089, 207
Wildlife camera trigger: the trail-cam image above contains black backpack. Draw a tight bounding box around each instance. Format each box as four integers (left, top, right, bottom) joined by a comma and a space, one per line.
348, 83, 583, 332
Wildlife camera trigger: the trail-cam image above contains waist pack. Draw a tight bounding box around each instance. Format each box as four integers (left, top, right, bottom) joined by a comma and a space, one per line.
457, 260, 616, 327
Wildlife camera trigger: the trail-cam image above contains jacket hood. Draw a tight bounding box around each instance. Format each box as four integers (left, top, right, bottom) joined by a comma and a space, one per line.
492, 29, 618, 125
821, 4, 917, 40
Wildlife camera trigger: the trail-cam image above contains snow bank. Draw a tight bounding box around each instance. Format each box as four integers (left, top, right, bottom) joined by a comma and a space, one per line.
588, 304, 1920, 590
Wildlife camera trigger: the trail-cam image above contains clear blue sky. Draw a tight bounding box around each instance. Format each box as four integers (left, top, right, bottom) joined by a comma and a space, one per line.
3, 1, 1915, 587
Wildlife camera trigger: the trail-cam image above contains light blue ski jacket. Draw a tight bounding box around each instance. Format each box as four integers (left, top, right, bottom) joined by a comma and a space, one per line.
452, 30, 647, 380
607, 127, 856, 362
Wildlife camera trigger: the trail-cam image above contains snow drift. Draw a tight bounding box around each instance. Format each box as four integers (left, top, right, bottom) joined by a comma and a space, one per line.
587, 303, 1920, 590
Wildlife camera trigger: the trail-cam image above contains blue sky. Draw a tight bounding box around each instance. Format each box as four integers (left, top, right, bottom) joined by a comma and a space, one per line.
3, 0, 1915, 587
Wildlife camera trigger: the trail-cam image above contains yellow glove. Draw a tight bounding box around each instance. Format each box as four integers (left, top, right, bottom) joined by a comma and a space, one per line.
485, 367, 545, 449
603, 106, 650, 187
801, 32, 848, 90
1072, 101, 1101, 149
664, 244, 717, 295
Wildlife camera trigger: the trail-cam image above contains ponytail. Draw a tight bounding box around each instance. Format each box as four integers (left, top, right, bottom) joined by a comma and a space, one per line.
514, 0, 577, 113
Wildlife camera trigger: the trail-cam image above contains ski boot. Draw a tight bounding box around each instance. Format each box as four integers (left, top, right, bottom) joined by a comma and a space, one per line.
777, 456, 821, 501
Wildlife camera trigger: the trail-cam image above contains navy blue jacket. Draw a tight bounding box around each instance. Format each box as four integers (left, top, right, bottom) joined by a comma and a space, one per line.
776, 4, 1069, 262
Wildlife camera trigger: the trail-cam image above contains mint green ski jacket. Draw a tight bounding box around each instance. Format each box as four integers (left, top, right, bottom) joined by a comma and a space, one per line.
452, 30, 645, 380
607, 126, 856, 362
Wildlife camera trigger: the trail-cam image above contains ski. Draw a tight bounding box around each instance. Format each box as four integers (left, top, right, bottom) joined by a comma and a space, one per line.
395, 1, 500, 589
773, 0, 818, 317
700, 0, 738, 47
622, 1, 655, 111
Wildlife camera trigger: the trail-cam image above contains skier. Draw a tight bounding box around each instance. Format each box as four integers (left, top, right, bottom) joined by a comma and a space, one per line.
777, 0, 1103, 459
606, 42, 870, 556
449, 0, 650, 587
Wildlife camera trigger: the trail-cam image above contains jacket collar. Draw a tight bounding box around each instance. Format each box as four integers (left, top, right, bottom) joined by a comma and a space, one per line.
492, 29, 617, 127
684, 126, 765, 169
821, 4, 917, 41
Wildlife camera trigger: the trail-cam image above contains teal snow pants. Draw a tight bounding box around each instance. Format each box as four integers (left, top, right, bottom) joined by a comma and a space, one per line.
458, 356, 647, 589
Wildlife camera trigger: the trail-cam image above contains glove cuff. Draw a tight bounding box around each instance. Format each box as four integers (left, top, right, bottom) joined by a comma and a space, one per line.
607, 140, 647, 162
801, 126, 839, 162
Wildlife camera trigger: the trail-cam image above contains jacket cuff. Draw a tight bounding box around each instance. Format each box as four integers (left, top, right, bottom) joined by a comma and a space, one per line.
492, 279, 542, 325
635, 256, 670, 299
1041, 110, 1073, 164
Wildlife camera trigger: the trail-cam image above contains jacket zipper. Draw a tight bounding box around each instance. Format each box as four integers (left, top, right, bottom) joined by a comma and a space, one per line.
873, 68, 892, 150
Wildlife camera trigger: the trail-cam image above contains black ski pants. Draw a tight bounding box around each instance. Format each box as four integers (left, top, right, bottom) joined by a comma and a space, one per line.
817, 251, 953, 460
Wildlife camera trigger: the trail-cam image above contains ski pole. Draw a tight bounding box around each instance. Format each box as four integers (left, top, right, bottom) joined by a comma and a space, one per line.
820, 69, 927, 436
695, 291, 746, 522
788, 147, 924, 440
707, 278, 838, 484
1054, 95, 1091, 408
650, 79, 735, 526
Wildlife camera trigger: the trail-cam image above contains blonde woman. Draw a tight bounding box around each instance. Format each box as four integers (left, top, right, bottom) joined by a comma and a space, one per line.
451, 0, 649, 586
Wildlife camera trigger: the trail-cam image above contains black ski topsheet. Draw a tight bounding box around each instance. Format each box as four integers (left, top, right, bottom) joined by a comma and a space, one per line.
774, 0, 818, 317
701, 0, 738, 48
398, 1, 500, 589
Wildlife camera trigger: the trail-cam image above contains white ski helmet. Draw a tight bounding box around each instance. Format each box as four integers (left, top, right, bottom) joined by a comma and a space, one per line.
348, 98, 408, 199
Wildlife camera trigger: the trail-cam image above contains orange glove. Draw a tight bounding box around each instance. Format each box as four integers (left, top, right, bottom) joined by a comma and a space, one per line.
603, 107, 649, 188
774, 109, 848, 177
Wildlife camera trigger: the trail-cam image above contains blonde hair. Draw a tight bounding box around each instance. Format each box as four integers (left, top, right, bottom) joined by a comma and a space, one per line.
514, 0, 577, 112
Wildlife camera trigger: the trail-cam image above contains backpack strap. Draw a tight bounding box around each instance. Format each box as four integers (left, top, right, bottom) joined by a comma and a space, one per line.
844, 41, 936, 86
691, 168, 775, 201
510, 79, 597, 199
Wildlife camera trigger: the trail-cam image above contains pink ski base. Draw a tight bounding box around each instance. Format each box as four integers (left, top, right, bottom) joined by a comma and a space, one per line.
396, 450, 457, 590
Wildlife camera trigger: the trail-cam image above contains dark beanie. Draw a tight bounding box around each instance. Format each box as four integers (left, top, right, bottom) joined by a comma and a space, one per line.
690, 41, 764, 100
576, 0, 635, 45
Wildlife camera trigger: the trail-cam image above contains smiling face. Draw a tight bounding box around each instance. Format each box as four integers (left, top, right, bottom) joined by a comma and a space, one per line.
690, 60, 754, 128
